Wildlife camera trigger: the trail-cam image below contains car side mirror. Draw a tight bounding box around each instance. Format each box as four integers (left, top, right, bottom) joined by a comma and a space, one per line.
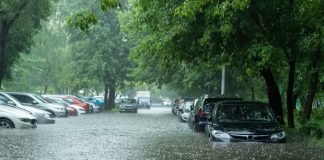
7, 101, 16, 106
31, 100, 38, 104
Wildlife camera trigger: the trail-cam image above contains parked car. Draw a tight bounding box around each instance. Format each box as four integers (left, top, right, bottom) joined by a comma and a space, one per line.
83, 96, 104, 109
42, 96, 78, 116
205, 101, 286, 143
188, 95, 242, 132
0, 92, 55, 124
0, 104, 37, 129
119, 98, 138, 113
78, 96, 102, 113
7, 92, 67, 118
44, 97, 86, 115
178, 101, 193, 122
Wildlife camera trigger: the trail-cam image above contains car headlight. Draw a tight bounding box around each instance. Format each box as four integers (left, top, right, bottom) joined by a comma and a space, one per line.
18, 117, 31, 122
271, 131, 286, 140
211, 130, 231, 139
43, 113, 51, 119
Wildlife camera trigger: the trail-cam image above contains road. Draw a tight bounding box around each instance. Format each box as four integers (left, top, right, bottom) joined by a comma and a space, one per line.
0, 105, 323, 160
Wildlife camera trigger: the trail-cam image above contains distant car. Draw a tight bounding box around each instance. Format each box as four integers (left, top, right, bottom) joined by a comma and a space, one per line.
0, 92, 55, 124
42, 97, 77, 116
188, 95, 242, 132
78, 96, 102, 113
205, 101, 286, 143
119, 98, 138, 113
162, 100, 172, 106
0, 105, 37, 129
83, 96, 104, 109
7, 92, 67, 118
178, 101, 193, 122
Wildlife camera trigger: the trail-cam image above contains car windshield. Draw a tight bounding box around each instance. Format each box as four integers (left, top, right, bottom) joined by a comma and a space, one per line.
121, 99, 136, 103
33, 95, 47, 103
139, 97, 149, 102
184, 102, 193, 111
217, 104, 275, 122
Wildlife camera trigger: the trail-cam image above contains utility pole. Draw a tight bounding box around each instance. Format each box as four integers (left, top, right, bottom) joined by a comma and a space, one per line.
221, 66, 225, 96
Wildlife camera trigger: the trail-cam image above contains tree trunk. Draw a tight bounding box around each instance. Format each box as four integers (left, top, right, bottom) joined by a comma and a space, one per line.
303, 71, 319, 120
303, 46, 321, 120
0, 22, 8, 90
286, 61, 296, 128
251, 86, 255, 101
107, 86, 116, 110
260, 68, 285, 125
104, 84, 109, 110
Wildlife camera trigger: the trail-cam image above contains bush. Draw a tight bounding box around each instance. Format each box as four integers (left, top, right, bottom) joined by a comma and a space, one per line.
298, 121, 323, 139
312, 108, 324, 120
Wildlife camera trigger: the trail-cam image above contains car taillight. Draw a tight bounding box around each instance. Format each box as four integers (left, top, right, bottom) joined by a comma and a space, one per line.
198, 108, 207, 117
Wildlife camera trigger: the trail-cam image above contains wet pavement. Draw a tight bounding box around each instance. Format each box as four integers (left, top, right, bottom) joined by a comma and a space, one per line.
0, 105, 323, 160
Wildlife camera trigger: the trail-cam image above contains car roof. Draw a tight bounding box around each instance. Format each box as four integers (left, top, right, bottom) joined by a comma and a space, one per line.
216, 101, 267, 106
203, 97, 243, 103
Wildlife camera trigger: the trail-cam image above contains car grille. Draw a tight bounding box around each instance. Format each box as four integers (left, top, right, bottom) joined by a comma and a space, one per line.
230, 134, 270, 141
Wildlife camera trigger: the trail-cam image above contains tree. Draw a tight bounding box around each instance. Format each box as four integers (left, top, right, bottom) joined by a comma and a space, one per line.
0, 0, 55, 88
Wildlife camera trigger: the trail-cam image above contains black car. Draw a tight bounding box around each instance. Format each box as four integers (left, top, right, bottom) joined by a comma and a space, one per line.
188, 95, 242, 132
205, 101, 286, 143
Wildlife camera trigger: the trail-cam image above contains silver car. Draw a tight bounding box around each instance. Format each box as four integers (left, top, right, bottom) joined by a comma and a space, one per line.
0, 105, 37, 129
7, 92, 67, 118
119, 98, 138, 113
0, 92, 55, 124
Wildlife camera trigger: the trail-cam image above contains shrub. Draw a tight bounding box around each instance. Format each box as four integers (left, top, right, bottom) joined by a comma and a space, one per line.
297, 121, 323, 139
312, 108, 324, 120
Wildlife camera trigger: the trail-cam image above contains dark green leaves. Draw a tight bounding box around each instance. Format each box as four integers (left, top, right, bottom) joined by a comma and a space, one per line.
67, 10, 97, 33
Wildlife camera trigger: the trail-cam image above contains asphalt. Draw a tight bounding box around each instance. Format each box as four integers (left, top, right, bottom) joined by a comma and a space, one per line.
0, 105, 323, 160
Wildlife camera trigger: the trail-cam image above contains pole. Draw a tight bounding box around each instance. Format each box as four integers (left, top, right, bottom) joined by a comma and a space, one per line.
221, 66, 225, 96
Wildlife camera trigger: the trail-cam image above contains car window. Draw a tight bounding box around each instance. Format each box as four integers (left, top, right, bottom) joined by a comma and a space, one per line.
33, 95, 47, 103
11, 94, 35, 104
217, 104, 275, 122
0, 94, 10, 103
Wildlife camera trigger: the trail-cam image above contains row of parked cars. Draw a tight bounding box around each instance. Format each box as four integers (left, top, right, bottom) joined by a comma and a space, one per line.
0, 92, 104, 129
171, 95, 286, 143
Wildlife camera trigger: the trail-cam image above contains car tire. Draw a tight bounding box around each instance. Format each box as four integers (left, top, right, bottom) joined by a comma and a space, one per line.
208, 133, 215, 142
47, 111, 55, 118
193, 121, 201, 132
0, 118, 15, 128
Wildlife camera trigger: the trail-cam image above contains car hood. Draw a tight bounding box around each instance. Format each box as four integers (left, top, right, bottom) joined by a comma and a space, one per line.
0, 106, 35, 119
219, 122, 281, 134
18, 105, 51, 115
37, 103, 64, 109
69, 104, 84, 110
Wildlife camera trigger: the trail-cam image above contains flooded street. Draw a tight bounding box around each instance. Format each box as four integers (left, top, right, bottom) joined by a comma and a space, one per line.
0, 105, 323, 160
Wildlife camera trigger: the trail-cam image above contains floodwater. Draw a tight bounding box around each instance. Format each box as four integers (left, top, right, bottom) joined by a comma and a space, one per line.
0, 105, 323, 160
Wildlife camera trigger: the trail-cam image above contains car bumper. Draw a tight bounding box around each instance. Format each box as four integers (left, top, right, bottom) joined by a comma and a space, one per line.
181, 114, 189, 122
120, 108, 137, 112
14, 119, 38, 129
54, 110, 67, 118
37, 117, 55, 124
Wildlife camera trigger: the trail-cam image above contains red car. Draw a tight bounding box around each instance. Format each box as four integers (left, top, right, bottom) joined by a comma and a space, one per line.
66, 106, 77, 116
65, 96, 90, 113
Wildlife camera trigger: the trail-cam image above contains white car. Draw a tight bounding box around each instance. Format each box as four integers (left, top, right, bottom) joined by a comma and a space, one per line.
162, 100, 172, 106
0, 92, 55, 124
0, 105, 37, 129
178, 101, 193, 122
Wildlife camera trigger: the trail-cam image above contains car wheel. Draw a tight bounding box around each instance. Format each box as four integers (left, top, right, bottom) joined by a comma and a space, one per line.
193, 121, 201, 132
0, 118, 15, 129
208, 133, 215, 141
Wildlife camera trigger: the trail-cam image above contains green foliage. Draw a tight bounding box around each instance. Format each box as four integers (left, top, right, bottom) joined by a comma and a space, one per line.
0, 0, 56, 87
67, 10, 97, 33
312, 108, 324, 121
297, 121, 323, 139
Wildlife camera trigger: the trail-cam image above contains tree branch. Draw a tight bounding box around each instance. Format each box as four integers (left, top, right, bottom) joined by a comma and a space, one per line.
7, 0, 28, 27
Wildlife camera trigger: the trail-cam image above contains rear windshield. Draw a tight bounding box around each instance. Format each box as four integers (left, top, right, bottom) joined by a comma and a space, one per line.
216, 104, 275, 122
121, 99, 136, 103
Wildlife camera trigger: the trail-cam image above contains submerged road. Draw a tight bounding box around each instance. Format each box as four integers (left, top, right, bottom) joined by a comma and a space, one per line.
0, 105, 323, 160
